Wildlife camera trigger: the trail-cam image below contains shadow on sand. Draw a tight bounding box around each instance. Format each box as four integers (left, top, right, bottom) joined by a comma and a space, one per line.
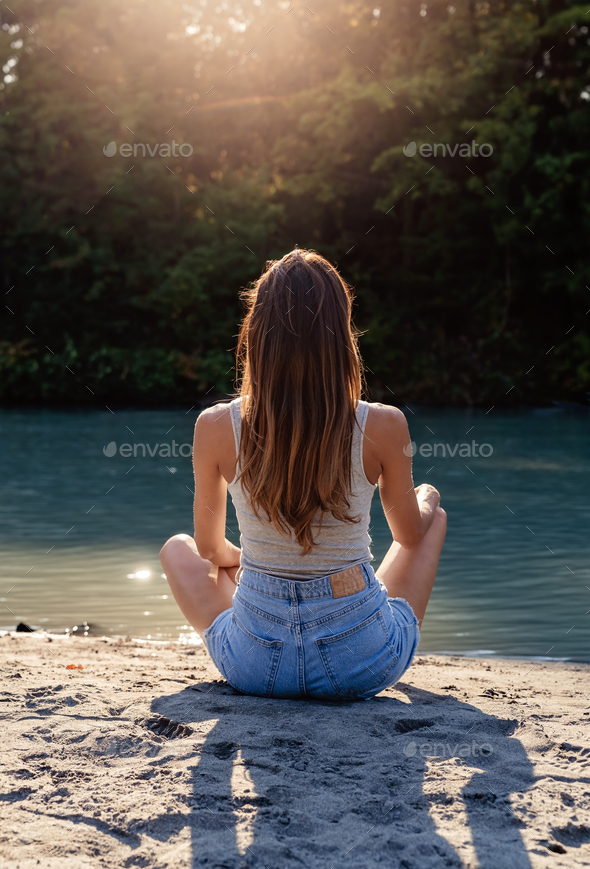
141, 677, 535, 869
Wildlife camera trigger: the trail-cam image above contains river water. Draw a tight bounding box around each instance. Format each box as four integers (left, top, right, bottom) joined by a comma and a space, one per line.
1, 404, 588, 661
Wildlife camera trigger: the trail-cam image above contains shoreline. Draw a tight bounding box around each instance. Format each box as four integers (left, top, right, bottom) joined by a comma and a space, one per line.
2, 633, 589, 867
3, 629, 588, 665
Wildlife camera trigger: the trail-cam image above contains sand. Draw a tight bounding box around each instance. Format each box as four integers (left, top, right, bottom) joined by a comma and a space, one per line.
1, 632, 589, 869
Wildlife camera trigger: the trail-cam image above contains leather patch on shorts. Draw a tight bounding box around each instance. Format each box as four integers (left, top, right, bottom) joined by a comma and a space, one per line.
330, 564, 366, 599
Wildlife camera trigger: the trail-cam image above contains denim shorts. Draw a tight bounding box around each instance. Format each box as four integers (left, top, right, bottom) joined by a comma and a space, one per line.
202, 561, 420, 701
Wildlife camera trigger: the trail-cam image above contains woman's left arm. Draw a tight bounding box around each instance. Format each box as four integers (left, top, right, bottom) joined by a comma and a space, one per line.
192, 406, 241, 568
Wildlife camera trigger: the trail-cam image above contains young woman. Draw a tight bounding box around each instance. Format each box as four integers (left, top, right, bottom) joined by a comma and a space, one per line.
160, 248, 446, 700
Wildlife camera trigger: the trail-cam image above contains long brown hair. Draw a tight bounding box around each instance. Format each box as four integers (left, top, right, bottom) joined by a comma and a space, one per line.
234, 248, 366, 555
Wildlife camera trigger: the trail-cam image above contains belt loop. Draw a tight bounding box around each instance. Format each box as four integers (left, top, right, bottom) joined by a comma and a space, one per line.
235, 566, 243, 585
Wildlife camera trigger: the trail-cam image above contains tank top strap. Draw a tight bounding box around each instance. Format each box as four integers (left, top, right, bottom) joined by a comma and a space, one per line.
355, 399, 369, 430
229, 396, 242, 456
353, 400, 375, 489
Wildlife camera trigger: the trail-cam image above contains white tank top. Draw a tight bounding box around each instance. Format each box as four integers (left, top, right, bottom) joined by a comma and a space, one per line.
227, 397, 377, 579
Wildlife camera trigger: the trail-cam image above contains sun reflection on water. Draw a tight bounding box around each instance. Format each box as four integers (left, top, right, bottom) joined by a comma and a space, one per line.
178, 627, 203, 646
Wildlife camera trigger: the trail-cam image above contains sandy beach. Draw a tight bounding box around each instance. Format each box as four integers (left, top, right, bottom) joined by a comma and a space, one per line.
1, 633, 589, 868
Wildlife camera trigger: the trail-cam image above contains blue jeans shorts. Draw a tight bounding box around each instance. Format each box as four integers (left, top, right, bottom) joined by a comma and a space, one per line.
202, 561, 420, 701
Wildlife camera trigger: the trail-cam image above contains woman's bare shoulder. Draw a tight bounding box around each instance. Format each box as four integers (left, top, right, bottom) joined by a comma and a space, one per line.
366, 402, 408, 432
364, 403, 409, 457
194, 402, 234, 443
198, 401, 233, 422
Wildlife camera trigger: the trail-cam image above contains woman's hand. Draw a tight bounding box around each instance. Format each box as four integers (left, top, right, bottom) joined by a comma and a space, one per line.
225, 565, 241, 585
408, 484, 441, 545
415, 483, 441, 509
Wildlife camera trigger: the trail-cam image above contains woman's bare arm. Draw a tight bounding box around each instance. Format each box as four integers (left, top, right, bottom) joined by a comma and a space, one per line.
192, 406, 241, 568
372, 405, 441, 548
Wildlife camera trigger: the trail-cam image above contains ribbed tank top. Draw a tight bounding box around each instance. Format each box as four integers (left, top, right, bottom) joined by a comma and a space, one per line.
227, 397, 377, 579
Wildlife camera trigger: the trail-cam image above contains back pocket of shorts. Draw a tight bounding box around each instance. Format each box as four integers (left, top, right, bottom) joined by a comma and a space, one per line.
220, 613, 283, 698
316, 610, 399, 698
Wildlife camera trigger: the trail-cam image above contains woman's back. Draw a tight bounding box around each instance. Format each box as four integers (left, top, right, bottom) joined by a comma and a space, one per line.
227, 396, 377, 579
160, 246, 445, 701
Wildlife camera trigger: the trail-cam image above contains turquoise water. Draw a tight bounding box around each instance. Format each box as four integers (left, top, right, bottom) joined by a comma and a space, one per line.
0, 405, 588, 661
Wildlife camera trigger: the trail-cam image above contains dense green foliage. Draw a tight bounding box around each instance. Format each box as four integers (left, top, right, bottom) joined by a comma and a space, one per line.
1, 0, 589, 404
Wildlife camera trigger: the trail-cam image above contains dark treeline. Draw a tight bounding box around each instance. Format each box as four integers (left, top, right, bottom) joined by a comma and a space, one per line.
1, 0, 589, 405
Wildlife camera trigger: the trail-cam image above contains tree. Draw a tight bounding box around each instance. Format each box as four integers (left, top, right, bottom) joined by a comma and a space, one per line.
1, 0, 588, 404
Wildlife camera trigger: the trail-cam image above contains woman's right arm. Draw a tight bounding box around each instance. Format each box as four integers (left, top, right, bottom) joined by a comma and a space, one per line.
372, 405, 441, 548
